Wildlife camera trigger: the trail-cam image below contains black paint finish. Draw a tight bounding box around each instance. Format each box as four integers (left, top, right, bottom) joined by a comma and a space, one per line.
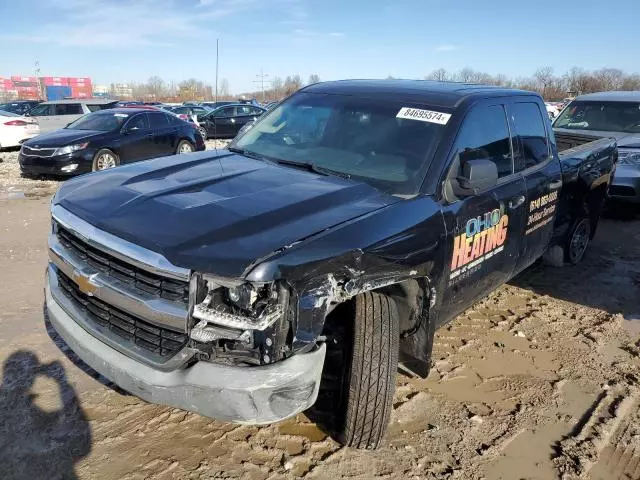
52, 81, 617, 375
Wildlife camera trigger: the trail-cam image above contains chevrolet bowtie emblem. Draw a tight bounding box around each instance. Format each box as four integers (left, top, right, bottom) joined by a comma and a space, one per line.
73, 271, 97, 296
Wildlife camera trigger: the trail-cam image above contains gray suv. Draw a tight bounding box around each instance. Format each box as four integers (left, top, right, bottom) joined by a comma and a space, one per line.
27, 99, 118, 133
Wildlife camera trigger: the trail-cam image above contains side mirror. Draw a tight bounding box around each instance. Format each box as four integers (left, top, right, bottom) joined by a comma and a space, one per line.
454, 159, 498, 196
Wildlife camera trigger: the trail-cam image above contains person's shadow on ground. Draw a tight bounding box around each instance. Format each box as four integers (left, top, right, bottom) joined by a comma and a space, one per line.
0, 350, 91, 480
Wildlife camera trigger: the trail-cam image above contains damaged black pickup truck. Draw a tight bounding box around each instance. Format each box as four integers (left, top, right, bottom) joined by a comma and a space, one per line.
45, 80, 617, 449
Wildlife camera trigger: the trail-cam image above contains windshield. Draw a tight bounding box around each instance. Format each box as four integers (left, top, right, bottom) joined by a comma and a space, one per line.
554, 100, 640, 133
66, 111, 128, 131
232, 92, 448, 195
0, 103, 22, 114
0, 109, 20, 117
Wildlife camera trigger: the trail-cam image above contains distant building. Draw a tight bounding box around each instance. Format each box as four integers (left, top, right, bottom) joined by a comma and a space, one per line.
111, 83, 133, 97
93, 84, 109, 97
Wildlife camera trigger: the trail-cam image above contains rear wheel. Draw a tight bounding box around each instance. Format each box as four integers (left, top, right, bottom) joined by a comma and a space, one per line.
335, 291, 399, 449
92, 149, 119, 172
176, 140, 194, 154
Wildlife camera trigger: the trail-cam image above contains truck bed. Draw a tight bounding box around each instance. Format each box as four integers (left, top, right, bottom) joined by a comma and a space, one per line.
555, 131, 603, 152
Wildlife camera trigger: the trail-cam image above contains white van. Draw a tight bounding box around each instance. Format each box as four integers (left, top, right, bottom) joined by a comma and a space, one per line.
27, 99, 118, 133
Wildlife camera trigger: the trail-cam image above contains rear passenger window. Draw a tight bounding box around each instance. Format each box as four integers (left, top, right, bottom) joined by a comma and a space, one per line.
126, 114, 148, 130
451, 105, 513, 179
54, 103, 83, 115
147, 113, 169, 128
512, 102, 550, 171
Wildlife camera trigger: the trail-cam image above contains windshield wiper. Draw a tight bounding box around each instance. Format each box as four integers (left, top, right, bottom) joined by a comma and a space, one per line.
227, 147, 274, 163
276, 159, 351, 179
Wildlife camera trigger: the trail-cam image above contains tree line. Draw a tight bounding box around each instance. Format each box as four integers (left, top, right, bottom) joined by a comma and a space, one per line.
114, 74, 322, 102
424, 66, 640, 100
110, 67, 640, 103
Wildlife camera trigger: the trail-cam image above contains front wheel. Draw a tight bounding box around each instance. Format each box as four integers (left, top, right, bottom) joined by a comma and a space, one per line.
198, 127, 207, 140
176, 140, 194, 154
565, 216, 591, 264
92, 149, 119, 172
339, 291, 399, 449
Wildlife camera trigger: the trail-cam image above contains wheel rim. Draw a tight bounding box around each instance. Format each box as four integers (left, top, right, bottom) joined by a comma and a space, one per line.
199, 128, 206, 138
570, 219, 590, 262
179, 142, 193, 154
96, 153, 116, 170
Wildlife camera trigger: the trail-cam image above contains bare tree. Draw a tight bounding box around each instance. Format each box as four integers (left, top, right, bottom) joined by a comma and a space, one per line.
218, 78, 230, 98
534, 67, 555, 97
283, 75, 302, 95
426, 68, 449, 81
307, 74, 321, 85
147, 76, 165, 99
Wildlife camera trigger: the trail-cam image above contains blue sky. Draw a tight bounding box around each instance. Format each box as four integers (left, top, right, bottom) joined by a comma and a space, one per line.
1, 0, 639, 93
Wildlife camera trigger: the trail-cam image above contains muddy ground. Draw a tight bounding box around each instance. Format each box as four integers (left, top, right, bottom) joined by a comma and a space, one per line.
0, 146, 639, 480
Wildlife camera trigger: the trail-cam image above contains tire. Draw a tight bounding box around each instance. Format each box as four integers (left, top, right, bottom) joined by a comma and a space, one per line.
198, 127, 207, 140
339, 291, 399, 449
176, 140, 194, 154
565, 215, 591, 264
92, 149, 119, 172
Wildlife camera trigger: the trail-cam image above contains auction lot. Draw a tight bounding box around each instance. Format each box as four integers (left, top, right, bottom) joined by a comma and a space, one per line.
1, 145, 639, 480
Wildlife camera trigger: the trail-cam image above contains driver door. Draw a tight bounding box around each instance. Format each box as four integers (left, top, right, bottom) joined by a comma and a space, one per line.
439, 102, 528, 324
210, 106, 237, 138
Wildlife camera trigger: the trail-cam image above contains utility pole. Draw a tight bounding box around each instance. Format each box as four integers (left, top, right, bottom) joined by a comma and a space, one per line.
254, 69, 269, 102
215, 38, 219, 103
34, 60, 42, 99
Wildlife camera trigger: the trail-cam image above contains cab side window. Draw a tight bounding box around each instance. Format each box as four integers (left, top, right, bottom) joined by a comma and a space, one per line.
450, 105, 513, 179
512, 102, 550, 171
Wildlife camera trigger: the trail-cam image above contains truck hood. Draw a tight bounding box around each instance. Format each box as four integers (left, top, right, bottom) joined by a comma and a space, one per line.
554, 128, 640, 148
25, 129, 105, 147
55, 151, 400, 278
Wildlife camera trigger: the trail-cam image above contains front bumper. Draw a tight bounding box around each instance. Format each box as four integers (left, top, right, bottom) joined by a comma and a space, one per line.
45, 267, 326, 424
19, 149, 93, 176
610, 165, 640, 204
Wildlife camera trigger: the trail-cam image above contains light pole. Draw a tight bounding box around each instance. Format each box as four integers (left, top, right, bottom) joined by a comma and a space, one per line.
255, 69, 269, 102
215, 38, 219, 103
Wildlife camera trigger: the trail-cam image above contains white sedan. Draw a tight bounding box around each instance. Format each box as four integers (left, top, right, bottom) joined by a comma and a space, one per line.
0, 110, 40, 149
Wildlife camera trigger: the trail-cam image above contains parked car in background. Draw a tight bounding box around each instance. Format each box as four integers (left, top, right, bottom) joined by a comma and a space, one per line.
199, 104, 266, 139
27, 99, 118, 133
201, 101, 234, 109
553, 91, 640, 205
19, 108, 204, 176
545, 102, 560, 119
116, 101, 143, 107
0, 110, 40, 149
263, 101, 279, 111
0, 100, 41, 116
167, 105, 212, 119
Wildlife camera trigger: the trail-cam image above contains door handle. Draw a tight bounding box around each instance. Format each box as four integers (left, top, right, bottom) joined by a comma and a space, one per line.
549, 180, 562, 190
508, 195, 526, 209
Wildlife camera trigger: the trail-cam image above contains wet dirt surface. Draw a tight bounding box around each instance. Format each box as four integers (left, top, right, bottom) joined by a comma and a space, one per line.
0, 171, 639, 479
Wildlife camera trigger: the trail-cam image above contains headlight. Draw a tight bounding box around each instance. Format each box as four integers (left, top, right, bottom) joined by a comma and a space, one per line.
190, 275, 283, 332
618, 149, 640, 166
55, 142, 89, 156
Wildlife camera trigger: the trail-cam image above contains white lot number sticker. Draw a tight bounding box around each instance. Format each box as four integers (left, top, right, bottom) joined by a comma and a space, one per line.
396, 107, 451, 125
114, 113, 129, 118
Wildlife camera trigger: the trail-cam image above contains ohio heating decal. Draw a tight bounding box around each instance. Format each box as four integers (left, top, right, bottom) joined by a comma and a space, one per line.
449, 209, 509, 285
526, 190, 558, 235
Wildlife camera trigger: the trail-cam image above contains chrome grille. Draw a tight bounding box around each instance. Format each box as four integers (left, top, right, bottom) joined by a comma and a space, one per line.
57, 269, 188, 357
57, 225, 189, 305
21, 145, 57, 157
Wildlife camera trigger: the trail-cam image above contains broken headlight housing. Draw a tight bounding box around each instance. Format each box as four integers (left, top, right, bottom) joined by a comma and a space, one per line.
188, 273, 290, 365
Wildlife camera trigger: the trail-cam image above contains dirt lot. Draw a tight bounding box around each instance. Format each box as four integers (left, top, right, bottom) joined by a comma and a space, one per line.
0, 146, 639, 480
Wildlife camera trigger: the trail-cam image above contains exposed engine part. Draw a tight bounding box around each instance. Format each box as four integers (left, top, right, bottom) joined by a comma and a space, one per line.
190, 320, 252, 344
193, 295, 283, 331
